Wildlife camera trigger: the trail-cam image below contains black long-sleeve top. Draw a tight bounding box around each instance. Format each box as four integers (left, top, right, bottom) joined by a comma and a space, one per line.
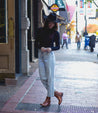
35, 27, 60, 51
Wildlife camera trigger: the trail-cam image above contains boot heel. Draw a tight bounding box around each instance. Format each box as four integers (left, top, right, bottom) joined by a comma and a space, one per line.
54, 91, 63, 105
61, 93, 63, 97
40, 97, 51, 107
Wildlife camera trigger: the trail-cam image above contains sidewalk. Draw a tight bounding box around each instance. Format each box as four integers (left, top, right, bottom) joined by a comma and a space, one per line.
0, 60, 98, 113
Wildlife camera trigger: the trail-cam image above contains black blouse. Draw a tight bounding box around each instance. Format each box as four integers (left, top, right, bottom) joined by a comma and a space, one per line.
35, 28, 60, 51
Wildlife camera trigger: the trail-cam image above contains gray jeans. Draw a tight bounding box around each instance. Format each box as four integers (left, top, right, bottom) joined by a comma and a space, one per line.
38, 50, 55, 97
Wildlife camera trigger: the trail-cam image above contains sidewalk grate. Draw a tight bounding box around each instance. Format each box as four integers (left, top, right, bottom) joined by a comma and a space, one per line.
16, 103, 98, 113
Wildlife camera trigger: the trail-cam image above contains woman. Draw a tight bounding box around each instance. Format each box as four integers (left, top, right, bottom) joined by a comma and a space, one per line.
35, 13, 63, 107
62, 30, 68, 49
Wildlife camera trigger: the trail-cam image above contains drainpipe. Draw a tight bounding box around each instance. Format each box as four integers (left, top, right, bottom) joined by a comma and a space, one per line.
15, 0, 22, 75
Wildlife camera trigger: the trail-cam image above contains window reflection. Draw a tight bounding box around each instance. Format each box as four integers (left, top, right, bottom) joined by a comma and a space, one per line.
0, 0, 7, 43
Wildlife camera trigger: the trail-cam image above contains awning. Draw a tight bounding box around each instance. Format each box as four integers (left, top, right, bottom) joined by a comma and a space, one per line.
59, 9, 69, 24
41, 0, 67, 23
66, 3, 76, 21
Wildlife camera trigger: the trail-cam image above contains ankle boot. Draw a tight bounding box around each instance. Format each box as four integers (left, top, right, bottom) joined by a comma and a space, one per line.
40, 97, 51, 107
54, 91, 63, 105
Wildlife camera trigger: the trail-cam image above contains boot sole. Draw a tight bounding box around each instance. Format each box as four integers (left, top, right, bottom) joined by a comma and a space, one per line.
40, 103, 50, 107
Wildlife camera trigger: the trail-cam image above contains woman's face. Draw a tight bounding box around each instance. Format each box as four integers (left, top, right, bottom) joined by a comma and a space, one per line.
48, 22, 55, 29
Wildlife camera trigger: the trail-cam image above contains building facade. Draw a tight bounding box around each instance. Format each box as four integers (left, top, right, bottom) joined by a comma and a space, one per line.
0, 0, 68, 85
0, 0, 42, 84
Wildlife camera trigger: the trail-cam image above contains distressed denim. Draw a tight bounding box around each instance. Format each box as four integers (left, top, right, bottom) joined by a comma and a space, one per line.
38, 50, 55, 97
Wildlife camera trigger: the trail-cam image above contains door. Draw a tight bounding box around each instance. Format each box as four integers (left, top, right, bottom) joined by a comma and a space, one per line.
0, 0, 15, 82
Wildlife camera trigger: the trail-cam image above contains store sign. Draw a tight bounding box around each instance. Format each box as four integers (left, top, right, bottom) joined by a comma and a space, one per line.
55, 0, 65, 11
50, 4, 59, 12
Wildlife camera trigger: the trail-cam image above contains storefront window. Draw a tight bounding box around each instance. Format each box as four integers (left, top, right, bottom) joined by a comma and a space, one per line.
0, 0, 7, 43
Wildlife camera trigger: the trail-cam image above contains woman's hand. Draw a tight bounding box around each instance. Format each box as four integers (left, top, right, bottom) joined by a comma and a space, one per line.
41, 47, 46, 52
41, 47, 51, 53
46, 48, 52, 53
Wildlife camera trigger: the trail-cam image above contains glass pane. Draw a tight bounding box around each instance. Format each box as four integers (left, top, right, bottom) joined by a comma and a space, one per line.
0, 0, 7, 43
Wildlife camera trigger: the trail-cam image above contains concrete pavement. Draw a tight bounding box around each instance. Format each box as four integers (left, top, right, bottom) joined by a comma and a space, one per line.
0, 63, 98, 112
0, 42, 98, 113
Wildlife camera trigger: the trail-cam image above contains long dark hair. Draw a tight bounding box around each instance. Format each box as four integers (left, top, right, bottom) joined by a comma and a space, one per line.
43, 20, 58, 31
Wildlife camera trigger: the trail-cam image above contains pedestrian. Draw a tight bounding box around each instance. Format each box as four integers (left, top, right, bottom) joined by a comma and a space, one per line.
89, 34, 96, 52
35, 13, 63, 107
62, 30, 68, 49
75, 31, 82, 49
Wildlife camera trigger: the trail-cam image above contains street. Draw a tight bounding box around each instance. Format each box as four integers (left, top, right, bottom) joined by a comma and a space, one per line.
54, 41, 98, 108
55, 41, 98, 62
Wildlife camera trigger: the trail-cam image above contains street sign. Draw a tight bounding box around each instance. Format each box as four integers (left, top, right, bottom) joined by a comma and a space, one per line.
88, 1, 92, 8
50, 4, 59, 12
80, 0, 84, 8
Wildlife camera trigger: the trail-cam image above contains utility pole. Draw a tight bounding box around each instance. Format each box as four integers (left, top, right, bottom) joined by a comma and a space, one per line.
84, 0, 88, 35
76, 0, 78, 33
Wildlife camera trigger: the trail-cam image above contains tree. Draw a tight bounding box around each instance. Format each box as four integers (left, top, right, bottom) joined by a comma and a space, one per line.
85, 0, 94, 3
85, 0, 98, 7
